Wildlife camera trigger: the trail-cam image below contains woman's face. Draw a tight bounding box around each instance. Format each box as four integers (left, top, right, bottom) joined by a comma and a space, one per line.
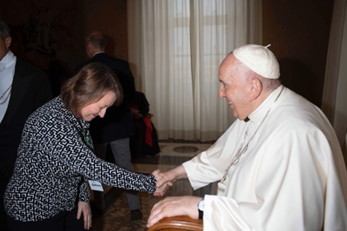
80, 91, 117, 121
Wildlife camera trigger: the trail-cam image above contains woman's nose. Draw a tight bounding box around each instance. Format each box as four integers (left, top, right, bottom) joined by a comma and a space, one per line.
98, 108, 107, 118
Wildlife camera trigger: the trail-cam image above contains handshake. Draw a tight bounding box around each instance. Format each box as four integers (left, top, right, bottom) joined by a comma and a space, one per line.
151, 164, 186, 196
151, 169, 175, 196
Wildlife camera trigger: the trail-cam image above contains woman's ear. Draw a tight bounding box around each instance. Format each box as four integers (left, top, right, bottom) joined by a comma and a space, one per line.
249, 77, 262, 101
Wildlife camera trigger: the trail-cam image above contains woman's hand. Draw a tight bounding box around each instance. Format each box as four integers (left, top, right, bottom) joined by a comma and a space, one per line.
77, 201, 92, 230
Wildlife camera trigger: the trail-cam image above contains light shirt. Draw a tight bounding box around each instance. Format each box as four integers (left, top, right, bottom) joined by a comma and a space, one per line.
183, 86, 347, 230
0, 50, 16, 123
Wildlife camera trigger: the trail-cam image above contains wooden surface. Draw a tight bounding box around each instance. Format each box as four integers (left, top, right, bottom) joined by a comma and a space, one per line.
148, 216, 203, 231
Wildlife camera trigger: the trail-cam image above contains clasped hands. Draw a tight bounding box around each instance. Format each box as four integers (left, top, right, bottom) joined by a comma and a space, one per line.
151, 169, 174, 196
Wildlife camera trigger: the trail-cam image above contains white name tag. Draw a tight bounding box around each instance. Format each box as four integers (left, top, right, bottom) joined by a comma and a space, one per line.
88, 180, 104, 192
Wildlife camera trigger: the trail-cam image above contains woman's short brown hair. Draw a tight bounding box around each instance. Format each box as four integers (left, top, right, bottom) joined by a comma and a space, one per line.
60, 62, 123, 118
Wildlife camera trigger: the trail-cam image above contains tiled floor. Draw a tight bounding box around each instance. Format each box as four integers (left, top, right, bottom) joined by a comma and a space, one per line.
91, 142, 213, 231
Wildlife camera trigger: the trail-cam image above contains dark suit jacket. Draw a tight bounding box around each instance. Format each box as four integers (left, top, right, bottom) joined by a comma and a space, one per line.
75, 53, 136, 144
0, 58, 53, 176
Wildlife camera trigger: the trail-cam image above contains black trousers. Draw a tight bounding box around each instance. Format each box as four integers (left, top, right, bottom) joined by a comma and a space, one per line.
6, 206, 86, 231
0, 154, 16, 231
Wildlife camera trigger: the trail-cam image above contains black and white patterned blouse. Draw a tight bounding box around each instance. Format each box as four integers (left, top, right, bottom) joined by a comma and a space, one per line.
4, 97, 156, 222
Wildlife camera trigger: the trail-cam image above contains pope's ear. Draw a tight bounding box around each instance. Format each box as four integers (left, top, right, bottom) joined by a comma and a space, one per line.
249, 77, 262, 101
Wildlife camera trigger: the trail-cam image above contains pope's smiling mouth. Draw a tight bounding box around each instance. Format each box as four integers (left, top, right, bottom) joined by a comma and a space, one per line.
227, 101, 234, 109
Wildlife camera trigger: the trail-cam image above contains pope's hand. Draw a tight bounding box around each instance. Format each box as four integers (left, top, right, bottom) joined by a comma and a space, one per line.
147, 196, 202, 227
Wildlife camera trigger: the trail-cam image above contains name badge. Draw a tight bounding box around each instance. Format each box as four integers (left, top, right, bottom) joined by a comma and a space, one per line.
88, 180, 104, 192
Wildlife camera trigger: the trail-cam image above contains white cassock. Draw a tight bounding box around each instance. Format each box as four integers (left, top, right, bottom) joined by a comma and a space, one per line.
183, 85, 347, 231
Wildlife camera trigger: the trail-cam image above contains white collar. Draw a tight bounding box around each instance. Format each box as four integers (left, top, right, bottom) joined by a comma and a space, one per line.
248, 85, 285, 123
0, 51, 16, 72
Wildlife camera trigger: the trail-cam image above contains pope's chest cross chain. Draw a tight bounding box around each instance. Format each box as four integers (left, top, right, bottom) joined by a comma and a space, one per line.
220, 86, 284, 183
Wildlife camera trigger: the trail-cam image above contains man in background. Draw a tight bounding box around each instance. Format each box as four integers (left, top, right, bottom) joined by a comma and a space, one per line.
75, 31, 143, 220
0, 20, 53, 231
148, 44, 347, 230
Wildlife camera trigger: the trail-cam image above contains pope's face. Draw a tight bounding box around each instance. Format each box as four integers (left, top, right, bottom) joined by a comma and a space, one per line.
0, 36, 11, 61
218, 54, 251, 120
80, 91, 117, 121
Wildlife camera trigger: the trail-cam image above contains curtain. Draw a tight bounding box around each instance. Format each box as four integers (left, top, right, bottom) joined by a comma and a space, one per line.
127, 0, 262, 142
321, 0, 347, 162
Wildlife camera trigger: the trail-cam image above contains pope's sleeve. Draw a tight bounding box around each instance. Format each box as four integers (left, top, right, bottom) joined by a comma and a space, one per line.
182, 124, 237, 189
183, 150, 223, 190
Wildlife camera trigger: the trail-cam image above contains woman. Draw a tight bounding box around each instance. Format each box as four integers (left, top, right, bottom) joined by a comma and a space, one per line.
4, 63, 161, 231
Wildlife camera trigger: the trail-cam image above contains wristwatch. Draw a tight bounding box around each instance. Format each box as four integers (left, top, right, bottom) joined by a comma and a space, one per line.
198, 199, 204, 219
